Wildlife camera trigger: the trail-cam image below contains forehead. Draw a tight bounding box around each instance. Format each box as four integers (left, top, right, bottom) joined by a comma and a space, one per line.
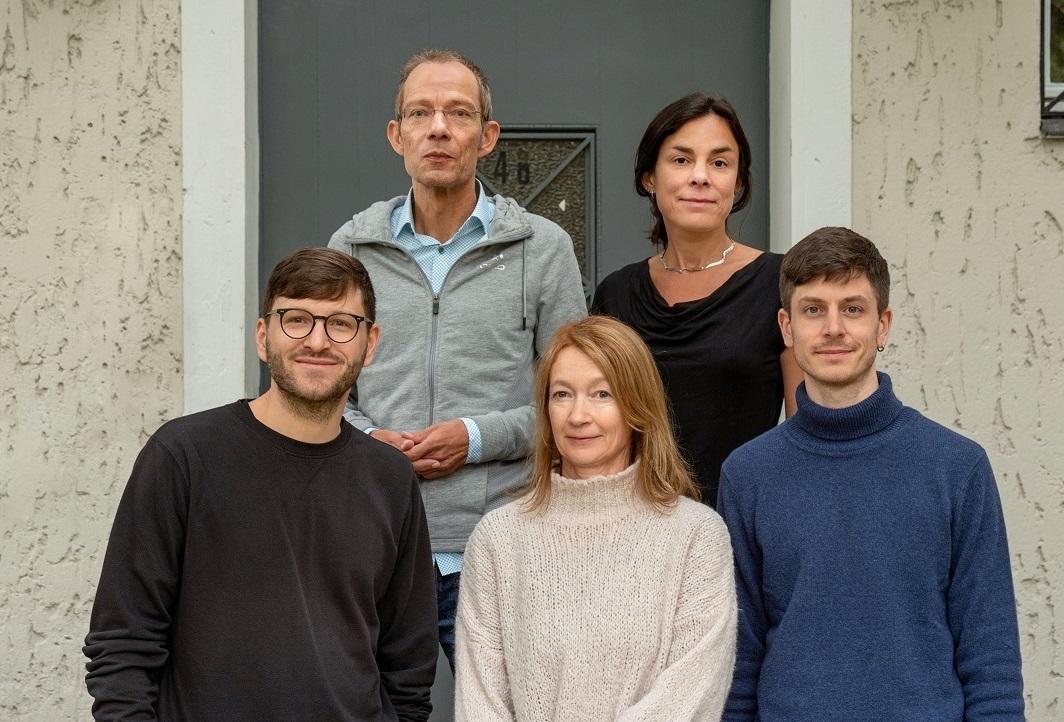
402, 61, 480, 106
550, 346, 606, 382
794, 272, 875, 300
661, 114, 737, 153
272, 287, 365, 315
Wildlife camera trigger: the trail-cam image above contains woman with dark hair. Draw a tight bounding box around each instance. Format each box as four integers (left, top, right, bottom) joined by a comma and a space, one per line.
454, 316, 736, 720
592, 93, 801, 505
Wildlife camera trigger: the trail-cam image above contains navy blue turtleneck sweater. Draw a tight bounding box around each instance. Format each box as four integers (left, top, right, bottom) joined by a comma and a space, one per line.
717, 373, 1024, 721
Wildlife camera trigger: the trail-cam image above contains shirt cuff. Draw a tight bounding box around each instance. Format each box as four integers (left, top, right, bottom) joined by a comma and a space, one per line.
460, 417, 482, 464
363, 426, 378, 435
434, 552, 464, 576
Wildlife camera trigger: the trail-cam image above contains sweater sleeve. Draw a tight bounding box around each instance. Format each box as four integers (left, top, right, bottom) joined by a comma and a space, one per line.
716, 468, 764, 722
454, 520, 514, 721
83, 437, 190, 720
948, 453, 1025, 720
377, 470, 439, 722
616, 512, 737, 722
468, 225, 586, 463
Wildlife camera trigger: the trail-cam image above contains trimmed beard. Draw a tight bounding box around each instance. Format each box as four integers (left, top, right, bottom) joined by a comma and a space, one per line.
265, 336, 364, 424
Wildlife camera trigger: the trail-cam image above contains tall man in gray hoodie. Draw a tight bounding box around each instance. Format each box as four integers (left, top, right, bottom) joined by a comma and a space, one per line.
329, 49, 586, 668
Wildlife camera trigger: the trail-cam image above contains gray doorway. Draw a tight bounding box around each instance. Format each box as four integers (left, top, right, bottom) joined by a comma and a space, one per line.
259, 1, 769, 717
259, 0, 770, 291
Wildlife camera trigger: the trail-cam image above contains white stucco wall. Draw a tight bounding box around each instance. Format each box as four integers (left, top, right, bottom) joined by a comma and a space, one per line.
3, 0, 1061, 717
0, 0, 182, 718
854, 1, 1064, 718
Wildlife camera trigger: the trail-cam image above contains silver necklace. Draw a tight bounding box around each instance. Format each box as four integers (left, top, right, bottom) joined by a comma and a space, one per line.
659, 240, 736, 273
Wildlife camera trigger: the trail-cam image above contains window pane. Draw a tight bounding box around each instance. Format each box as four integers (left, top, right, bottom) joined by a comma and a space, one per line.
1053, 0, 1064, 84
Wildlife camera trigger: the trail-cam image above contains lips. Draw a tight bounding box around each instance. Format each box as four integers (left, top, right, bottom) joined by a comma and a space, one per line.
293, 355, 340, 367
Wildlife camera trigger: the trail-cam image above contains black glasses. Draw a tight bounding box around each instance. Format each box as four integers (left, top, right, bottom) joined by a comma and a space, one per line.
265, 308, 373, 344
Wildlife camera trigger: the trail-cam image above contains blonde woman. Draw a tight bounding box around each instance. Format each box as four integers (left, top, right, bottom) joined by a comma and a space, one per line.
454, 316, 736, 721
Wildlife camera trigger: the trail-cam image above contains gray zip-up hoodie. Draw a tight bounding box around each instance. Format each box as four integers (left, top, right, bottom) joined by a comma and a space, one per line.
328, 195, 587, 552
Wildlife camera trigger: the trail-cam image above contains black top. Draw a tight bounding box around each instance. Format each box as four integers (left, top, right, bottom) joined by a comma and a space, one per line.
592, 253, 785, 504
84, 401, 437, 721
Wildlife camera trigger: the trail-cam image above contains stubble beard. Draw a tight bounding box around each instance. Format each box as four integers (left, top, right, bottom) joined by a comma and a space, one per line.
266, 339, 363, 424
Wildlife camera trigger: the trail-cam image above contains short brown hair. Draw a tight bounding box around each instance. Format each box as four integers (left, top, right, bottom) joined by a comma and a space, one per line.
780, 227, 890, 314
394, 49, 494, 122
261, 248, 376, 320
523, 316, 699, 512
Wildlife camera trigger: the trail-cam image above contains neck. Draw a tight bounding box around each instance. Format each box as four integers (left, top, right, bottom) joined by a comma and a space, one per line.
804, 368, 881, 409
248, 386, 346, 443
662, 226, 733, 268
410, 181, 478, 241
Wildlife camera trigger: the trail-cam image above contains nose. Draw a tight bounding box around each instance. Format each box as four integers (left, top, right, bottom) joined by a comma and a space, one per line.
426, 109, 451, 138
689, 162, 711, 186
568, 395, 591, 425
822, 308, 844, 336
302, 319, 333, 351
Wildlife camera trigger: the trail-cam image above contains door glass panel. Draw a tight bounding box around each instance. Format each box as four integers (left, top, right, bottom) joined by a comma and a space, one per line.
478, 130, 596, 283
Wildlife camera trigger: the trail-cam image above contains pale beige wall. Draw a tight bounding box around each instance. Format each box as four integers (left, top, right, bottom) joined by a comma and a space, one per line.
854, 1, 1064, 718
0, 0, 182, 718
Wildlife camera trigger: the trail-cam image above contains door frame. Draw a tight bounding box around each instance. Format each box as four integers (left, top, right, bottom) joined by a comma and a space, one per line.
181, 0, 853, 412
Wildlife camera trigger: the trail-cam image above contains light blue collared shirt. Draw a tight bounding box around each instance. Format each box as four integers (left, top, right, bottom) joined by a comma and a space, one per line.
390, 182, 496, 577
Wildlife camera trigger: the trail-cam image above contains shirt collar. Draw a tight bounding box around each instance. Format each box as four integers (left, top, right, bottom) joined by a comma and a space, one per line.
391, 180, 495, 244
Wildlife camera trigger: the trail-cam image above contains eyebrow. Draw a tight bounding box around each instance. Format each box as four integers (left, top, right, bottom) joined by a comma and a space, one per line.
797, 294, 871, 304
403, 93, 478, 107
670, 144, 735, 155
549, 375, 609, 387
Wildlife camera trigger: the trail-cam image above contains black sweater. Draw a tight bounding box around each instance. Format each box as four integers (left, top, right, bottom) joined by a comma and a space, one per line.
84, 401, 438, 721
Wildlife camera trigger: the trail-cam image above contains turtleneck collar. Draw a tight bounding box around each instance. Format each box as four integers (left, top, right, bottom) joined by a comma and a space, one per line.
544, 462, 654, 521
793, 371, 904, 442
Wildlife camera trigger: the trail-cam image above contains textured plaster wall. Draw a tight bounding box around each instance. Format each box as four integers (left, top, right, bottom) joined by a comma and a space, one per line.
0, 0, 181, 718
854, 1, 1064, 718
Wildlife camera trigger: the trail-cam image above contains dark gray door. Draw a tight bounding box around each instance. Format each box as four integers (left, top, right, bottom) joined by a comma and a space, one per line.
258, 1, 769, 716
259, 0, 770, 292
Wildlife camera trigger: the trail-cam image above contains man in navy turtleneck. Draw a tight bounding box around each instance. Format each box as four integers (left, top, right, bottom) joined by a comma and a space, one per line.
717, 227, 1024, 721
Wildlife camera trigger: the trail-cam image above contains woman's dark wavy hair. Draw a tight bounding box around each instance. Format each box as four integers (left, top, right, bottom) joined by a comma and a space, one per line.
633, 93, 752, 249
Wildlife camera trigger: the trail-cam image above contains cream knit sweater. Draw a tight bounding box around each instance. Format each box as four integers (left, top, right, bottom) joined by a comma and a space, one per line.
454, 464, 737, 721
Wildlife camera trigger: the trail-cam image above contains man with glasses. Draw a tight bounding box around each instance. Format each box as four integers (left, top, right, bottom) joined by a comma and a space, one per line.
329, 49, 586, 670
85, 249, 438, 721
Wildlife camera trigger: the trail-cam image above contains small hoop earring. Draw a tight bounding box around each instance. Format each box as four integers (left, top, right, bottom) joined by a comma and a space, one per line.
877, 345, 885, 352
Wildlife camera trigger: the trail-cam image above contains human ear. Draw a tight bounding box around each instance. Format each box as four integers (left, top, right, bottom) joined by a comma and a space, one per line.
255, 317, 269, 362
386, 119, 404, 156
477, 120, 501, 157
778, 308, 794, 348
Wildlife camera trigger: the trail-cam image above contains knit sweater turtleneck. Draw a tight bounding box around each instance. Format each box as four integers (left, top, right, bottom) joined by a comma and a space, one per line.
540, 463, 654, 522
790, 371, 905, 443
455, 464, 737, 721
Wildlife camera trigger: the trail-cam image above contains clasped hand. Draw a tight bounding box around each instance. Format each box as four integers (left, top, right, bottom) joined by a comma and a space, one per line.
370, 419, 469, 480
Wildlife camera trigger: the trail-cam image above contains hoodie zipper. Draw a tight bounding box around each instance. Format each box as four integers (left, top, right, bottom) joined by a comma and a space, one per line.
352, 225, 530, 427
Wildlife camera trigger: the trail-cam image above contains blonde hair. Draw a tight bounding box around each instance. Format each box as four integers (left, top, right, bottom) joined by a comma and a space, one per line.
523, 316, 699, 511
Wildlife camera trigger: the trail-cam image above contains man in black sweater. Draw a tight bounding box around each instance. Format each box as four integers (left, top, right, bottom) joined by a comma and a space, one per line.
84, 248, 438, 721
